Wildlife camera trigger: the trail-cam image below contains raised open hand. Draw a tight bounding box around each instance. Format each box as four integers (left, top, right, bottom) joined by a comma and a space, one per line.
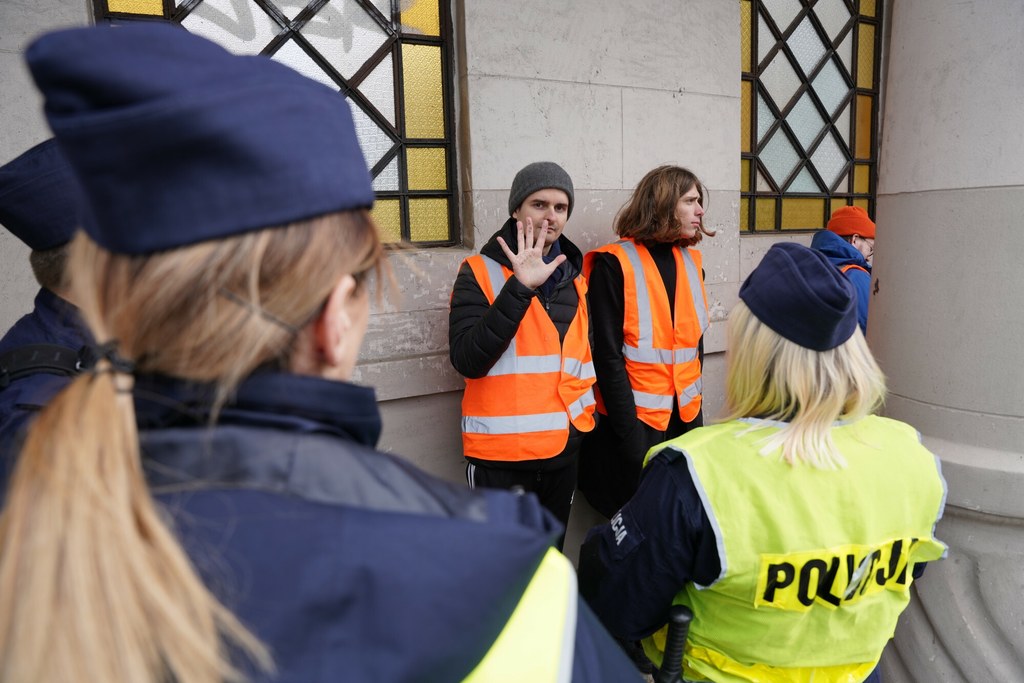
496, 218, 568, 290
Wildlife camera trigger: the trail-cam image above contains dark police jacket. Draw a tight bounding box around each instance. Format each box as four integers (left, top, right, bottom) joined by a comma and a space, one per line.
129, 371, 639, 682
0, 288, 90, 460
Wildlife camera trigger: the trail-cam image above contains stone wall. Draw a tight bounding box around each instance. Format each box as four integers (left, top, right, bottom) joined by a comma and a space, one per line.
873, 1, 1024, 679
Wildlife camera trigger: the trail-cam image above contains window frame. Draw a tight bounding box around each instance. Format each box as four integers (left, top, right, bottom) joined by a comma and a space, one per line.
92, 0, 460, 246
741, 0, 884, 233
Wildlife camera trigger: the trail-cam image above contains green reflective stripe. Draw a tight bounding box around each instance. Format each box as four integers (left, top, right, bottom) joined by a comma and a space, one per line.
556, 561, 578, 683
568, 389, 596, 420
462, 412, 569, 435
680, 248, 708, 333
563, 358, 595, 380
633, 389, 674, 410
462, 548, 577, 683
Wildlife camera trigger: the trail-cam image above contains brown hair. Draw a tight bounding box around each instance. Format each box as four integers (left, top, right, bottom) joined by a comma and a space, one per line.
28, 243, 70, 292
614, 165, 716, 247
0, 210, 386, 682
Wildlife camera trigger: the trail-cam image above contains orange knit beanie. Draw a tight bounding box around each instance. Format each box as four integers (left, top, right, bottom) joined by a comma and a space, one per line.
827, 205, 875, 238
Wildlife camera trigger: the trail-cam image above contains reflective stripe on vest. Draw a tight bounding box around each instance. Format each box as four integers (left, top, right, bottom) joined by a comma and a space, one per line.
462, 548, 578, 683
460, 255, 597, 461
641, 417, 947, 682
463, 412, 569, 435
586, 239, 708, 429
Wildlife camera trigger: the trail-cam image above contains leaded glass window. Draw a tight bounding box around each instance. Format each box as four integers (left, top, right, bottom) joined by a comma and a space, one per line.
93, 0, 457, 245
741, 0, 882, 231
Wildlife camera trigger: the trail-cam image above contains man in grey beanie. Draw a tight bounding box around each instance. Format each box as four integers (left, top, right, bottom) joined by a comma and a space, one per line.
448, 162, 596, 549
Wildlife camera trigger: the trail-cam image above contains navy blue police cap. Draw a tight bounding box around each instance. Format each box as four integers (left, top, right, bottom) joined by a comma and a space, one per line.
25, 22, 374, 255
0, 139, 83, 251
739, 242, 858, 351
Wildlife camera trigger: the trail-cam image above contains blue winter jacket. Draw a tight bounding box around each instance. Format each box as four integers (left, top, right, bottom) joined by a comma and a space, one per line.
810, 230, 872, 332
0, 288, 90, 459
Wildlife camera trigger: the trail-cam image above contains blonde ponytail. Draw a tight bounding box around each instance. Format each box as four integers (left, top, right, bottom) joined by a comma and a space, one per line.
0, 367, 270, 682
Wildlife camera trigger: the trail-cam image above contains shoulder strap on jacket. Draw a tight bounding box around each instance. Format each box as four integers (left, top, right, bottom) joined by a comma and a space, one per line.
0, 343, 91, 390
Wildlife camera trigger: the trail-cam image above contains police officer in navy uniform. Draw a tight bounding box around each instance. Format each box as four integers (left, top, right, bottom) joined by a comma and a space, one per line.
0, 139, 91, 458
0, 23, 640, 683
579, 243, 946, 683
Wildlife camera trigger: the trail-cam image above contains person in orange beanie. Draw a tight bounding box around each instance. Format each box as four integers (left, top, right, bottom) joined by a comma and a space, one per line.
810, 205, 875, 332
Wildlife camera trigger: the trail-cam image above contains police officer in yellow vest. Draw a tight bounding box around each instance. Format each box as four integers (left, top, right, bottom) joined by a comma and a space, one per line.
578, 242, 947, 683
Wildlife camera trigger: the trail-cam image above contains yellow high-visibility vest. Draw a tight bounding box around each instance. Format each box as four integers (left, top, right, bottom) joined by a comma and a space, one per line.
644, 417, 947, 683
463, 548, 578, 682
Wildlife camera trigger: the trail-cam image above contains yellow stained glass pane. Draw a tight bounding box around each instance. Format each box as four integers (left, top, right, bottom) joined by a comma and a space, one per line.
860, 0, 877, 17
401, 0, 440, 36
741, 0, 752, 73
755, 198, 776, 231
407, 147, 447, 191
741, 81, 752, 153
107, 0, 162, 14
856, 94, 872, 159
371, 199, 402, 243
857, 23, 875, 88
409, 198, 449, 241
402, 44, 445, 139
853, 198, 870, 213
741, 198, 750, 231
854, 164, 871, 193
781, 197, 826, 230
741, 159, 751, 193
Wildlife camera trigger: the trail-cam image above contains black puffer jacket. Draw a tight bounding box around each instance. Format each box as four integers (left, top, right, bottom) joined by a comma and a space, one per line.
448, 217, 588, 469
449, 217, 585, 378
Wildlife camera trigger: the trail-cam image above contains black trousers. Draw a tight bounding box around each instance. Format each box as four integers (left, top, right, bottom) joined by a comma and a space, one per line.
466, 458, 578, 551
579, 408, 703, 519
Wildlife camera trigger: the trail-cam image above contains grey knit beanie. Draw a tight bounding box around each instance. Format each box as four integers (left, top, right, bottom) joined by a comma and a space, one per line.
508, 161, 574, 218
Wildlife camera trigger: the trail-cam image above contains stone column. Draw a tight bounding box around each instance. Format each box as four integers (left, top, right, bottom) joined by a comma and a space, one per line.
872, 1, 1024, 680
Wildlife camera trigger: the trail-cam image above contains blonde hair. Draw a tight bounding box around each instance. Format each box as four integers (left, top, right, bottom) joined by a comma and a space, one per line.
614, 165, 716, 247
722, 301, 886, 469
0, 210, 386, 683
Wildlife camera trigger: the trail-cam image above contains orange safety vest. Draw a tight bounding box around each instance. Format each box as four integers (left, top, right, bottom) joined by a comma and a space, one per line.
460, 255, 597, 462
584, 239, 708, 430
